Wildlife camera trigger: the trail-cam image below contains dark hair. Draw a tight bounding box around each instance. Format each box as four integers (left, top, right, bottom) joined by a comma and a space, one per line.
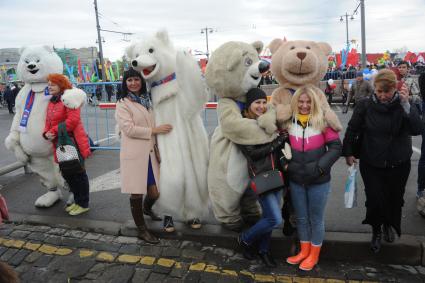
118, 68, 147, 100
397, 61, 409, 67
419, 73, 425, 97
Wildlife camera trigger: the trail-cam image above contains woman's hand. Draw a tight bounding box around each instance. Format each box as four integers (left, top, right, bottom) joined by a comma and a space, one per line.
152, 124, 173, 135
45, 132, 56, 141
345, 156, 357, 166
399, 83, 409, 103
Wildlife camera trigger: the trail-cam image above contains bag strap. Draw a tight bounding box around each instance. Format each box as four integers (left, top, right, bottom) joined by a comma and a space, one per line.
57, 122, 68, 147
248, 153, 275, 176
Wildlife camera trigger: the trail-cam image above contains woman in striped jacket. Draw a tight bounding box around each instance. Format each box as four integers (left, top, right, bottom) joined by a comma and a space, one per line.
284, 85, 342, 271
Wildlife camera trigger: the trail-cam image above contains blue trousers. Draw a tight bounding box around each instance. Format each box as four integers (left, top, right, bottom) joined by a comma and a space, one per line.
241, 189, 283, 253
418, 129, 425, 196
289, 181, 330, 246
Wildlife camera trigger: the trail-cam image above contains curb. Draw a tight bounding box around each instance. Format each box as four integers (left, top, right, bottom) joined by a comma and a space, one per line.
8, 212, 425, 266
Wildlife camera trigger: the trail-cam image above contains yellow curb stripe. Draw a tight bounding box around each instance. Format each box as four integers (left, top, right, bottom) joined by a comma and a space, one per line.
204, 264, 220, 273
96, 252, 115, 262
55, 248, 73, 256
157, 258, 175, 268
38, 244, 58, 255
23, 242, 41, 251
140, 256, 155, 265
0, 237, 6, 244
80, 250, 95, 258
276, 275, 292, 283
174, 262, 182, 269
117, 254, 141, 264
240, 270, 254, 279
222, 269, 238, 277
3, 239, 25, 249
293, 277, 309, 283
189, 262, 206, 271
255, 274, 276, 282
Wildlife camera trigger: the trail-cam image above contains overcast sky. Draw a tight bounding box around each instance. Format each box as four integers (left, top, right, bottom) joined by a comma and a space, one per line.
1, 0, 424, 61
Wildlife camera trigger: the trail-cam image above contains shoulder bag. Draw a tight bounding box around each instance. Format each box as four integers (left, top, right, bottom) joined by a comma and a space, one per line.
56, 123, 84, 176
249, 153, 285, 196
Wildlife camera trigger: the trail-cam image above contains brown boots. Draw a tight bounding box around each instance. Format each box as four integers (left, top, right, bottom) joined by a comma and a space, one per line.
143, 197, 162, 221
130, 197, 159, 244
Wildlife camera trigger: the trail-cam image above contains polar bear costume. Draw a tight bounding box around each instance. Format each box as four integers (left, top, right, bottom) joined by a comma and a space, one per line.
5, 45, 65, 207
125, 30, 209, 222
205, 41, 278, 231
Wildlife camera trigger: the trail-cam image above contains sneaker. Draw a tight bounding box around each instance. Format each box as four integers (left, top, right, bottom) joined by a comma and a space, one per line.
188, 218, 201, 229
69, 205, 90, 216
65, 203, 77, 213
163, 215, 175, 233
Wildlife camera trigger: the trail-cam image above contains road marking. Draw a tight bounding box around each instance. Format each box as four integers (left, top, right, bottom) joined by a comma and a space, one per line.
89, 168, 120, 193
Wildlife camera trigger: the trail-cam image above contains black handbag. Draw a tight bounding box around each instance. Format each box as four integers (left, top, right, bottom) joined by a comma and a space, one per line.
249, 154, 285, 196
56, 123, 84, 176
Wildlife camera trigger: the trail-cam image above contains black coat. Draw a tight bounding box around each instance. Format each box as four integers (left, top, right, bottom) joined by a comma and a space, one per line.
238, 135, 285, 178
342, 95, 423, 168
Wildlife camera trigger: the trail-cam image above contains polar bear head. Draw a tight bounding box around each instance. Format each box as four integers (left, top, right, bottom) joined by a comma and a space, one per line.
17, 45, 63, 84
125, 30, 176, 82
269, 39, 331, 87
205, 41, 268, 102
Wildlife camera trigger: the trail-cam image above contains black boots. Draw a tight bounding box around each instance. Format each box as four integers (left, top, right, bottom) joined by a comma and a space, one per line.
383, 224, 395, 243
370, 225, 382, 253
130, 198, 159, 244
143, 197, 162, 221
237, 235, 257, 260
259, 252, 277, 268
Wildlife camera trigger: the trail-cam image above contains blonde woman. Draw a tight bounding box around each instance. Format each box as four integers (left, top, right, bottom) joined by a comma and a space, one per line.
285, 85, 342, 271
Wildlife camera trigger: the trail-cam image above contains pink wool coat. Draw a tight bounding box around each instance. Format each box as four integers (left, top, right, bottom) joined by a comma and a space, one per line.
115, 98, 160, 195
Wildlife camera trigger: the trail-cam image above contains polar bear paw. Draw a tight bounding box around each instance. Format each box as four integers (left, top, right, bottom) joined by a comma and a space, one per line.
34, 189, 62, 208
257, 107, 277, 135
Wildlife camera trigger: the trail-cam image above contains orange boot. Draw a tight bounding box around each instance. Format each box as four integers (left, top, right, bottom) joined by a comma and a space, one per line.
299, 244, 321, 271
286, 241, 311, 265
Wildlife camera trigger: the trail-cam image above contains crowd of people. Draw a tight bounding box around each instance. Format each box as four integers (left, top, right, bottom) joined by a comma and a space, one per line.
1, 64, 424, 272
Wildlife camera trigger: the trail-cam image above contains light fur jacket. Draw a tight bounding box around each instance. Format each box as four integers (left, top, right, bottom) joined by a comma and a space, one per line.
208, 97, 278, 224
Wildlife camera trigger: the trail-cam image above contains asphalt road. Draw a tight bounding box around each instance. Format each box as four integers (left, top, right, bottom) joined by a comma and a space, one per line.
0, 104, 424, 236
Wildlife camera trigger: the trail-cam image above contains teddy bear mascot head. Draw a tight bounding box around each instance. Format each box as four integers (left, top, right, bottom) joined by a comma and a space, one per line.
4, 45, 71, 207
268, 39, 342, 131
205, 41, 279, 231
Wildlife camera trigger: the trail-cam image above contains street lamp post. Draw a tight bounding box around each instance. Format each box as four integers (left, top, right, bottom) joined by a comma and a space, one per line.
201, 27, 214, 60
340, 13, 355, 49
360, 0, 367, 68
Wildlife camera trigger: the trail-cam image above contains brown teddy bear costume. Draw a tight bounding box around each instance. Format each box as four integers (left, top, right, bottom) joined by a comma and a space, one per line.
269, 39, 342, 131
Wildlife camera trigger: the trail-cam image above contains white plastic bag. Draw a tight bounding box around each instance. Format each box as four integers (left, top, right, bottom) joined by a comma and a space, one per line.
344, 164, 358, 208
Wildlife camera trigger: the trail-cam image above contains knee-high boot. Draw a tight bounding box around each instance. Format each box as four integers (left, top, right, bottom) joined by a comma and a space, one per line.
143, 197, 162, 221
130, 198, 159, 244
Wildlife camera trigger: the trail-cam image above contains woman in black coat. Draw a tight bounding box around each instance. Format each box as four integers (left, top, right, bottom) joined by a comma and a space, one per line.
342, 69, 423, 253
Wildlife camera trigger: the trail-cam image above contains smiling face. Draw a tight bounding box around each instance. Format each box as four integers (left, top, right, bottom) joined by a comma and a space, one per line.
47, 81, 61, 96
298, 93, 312, 115
126, 76, 142, 94
249, 98, 267, 117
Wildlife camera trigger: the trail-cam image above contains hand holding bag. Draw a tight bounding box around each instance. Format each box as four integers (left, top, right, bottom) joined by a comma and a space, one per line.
56, 123, 84, 176
250, 154, 285, 196
344, 164, 358, 208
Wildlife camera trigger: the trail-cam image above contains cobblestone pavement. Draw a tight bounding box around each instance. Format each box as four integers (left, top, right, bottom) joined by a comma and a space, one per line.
0, 223, 424, 283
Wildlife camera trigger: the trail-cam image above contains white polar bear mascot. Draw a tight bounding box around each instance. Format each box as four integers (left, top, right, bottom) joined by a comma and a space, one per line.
5, 45, 65, 207
126, 30, 209, 229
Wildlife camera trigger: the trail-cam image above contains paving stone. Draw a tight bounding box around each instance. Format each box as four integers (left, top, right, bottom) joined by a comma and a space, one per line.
415, 265, 425, 275
140, 245, 162, 257
131, 268, 151, 283
49, 254, 97, 278
83, 232, 102, 241
9, 248, 31, 266
89, 263, 107, 273
161, 247, 181, 258
46, 227, 67, 235
85, 272, 101, 280
77, 239, 98, 249
15, 263, 32, 275
160, 239, 181, 248
0, 228, 13, 236
218, 275, 239, 283
180, 240, 203, 250
199, 271, 221, 283
33, 254, 53, 267
118, 243, 140, 255
183, 271, 202, 282
25, 251, 42, 263
0, 247, 18, 262
181, 249, 205, 260
14, 224, 35, 231
93, 241, 122, 252
44, 235, 63, 246
115, 236, 139, 244
0, 246, 7, 256
9, 230, 31, 239
164, 278, 184, 283
96, 264, 135, 283
153, 264, 172, 275
213, 247, 234, 257
170, 262, 190, 278
20, 266, 49, 283
27, 232, 47, 242
147, 272, 167, 282
63, 229, 87, 238
61, 236, 81, 248
31, 225, 51, 233
46, 272, 69, 283
99, 234, 116, 242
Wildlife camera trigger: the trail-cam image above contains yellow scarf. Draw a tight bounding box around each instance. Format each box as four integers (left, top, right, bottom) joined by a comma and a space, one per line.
297, 114, 310, 128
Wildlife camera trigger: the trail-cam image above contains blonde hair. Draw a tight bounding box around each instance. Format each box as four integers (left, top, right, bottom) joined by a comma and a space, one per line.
373, 69, 397, 92
288, 85, 325, 131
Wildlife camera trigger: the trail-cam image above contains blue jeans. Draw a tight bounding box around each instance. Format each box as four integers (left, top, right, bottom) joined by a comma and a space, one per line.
241, 190, 283, 253
290, 181, 330, 246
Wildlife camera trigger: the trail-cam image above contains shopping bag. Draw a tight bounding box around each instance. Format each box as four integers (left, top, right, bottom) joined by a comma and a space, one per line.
344, 164, 358, 208
0, 194, 10, 224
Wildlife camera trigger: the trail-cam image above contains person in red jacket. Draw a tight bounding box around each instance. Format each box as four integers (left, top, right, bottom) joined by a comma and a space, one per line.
43, 73, 91, 216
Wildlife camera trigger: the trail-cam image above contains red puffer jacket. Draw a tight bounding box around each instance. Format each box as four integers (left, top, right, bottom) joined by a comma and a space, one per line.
43, 88, 91, 161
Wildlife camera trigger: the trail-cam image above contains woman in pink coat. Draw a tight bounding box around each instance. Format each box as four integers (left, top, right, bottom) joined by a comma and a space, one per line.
115, 68, 172, 244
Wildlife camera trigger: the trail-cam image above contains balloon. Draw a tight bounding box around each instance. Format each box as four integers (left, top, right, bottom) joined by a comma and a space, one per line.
363, 69, 372, 81
327, 79, 334, 85
331, 84, 337, 89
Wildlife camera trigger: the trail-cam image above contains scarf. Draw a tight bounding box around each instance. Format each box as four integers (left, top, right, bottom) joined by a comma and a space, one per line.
297, 113, 310, 128
128, 92, 152, 110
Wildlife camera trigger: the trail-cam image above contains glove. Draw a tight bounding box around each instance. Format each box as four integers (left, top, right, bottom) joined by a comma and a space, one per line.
280, 142, 292, 170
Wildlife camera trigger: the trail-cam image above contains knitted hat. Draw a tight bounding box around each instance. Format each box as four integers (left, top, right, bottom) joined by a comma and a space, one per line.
246, 88, 267, 109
